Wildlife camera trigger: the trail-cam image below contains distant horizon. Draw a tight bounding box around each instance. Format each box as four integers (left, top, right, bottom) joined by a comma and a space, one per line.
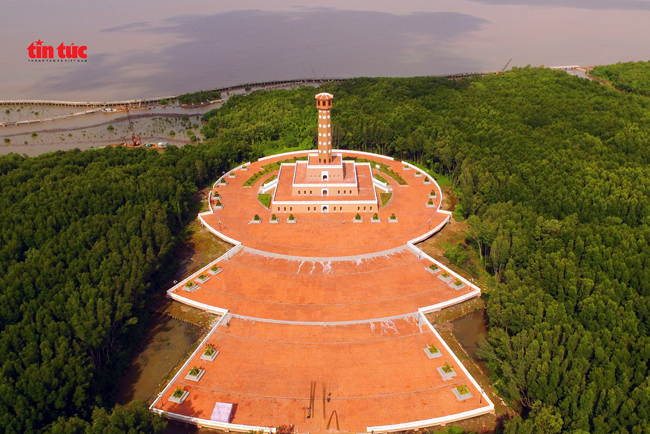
2, 0, 649, 101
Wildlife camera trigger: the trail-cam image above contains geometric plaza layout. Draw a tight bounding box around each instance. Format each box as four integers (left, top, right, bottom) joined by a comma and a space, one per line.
150, 94, 495, 433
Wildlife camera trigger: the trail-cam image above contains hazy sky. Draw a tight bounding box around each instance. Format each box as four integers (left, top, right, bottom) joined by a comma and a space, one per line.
1, 0, 649, 100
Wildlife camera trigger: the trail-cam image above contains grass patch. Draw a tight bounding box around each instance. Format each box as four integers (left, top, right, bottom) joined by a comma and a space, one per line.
243, 157, 308, 187
374, 173, 388, 183
380, 192, 393, 207
258, 194, 272, 208
346, 158, 408, 185
263, 174, 277, 184
404, 160, 453, 187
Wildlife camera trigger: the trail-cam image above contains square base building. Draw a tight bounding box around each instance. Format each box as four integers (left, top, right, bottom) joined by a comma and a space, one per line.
270, 93, 379, 214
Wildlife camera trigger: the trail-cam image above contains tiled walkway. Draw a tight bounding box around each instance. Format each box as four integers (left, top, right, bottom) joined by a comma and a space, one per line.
155, 317, 490, 432
153, 152, 490, 433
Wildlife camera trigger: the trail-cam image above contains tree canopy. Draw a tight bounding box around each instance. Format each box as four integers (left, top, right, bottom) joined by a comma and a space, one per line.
591, 60, 650, 96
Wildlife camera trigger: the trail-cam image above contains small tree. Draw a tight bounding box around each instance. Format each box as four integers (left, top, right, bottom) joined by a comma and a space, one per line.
355, 213, 361, 220
428, 199, 433, 205
272, 213, 277, 220
373, 213, 379, 220
288, 214, 295, 221
31, 132, 37, 137
254, 214, 260, 221
390, 213, 396, 220
169, 130, 176, 137
107, 124, 114, 131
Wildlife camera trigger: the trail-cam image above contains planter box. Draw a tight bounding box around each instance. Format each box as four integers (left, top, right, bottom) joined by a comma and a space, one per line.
195, 275, 210, 284
403, 166, 411, 170
428, 193, 437, 199
207, 268, 222, 276
426, 203, 436, 208
269, 219, 279, 224
185, 369, 205, 382
424, 347, 443, 359
389, 217, 398, 223
250, 219, 262, 224
450, 281, 466, 291
218, 180, 228, 186
287, 218, 296, 224
437, 367, 457, 380
182, 283, 200, 293
213, 204, 224, 210
371, 218, 381, 223
353, 218, 363, 223
423, 179, 431, 184
426, 267, 439, 275
438, 274, 453, 283
213, 195, 222, 200
201, 350, 219, 362
240, 167, 249, 171
452, 388, 473, 401
169, 390, 189, 404
414, 172, 422, 177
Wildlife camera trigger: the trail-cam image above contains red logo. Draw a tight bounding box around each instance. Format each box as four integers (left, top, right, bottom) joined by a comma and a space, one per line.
27, 39, 87, 62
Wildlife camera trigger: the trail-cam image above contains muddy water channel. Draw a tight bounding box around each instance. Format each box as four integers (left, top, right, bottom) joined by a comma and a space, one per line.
115, 313, 204, 405
451, 310, 490, 372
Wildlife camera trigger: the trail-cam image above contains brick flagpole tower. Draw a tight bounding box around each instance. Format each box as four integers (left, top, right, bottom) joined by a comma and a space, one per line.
315, 93, 333, 164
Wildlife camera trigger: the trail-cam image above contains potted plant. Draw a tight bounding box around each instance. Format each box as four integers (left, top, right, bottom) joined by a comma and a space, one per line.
424, 344, 442, 359
214, 200, 223, 209
182, 281, 198, 292
389, 213, 398, 223
429, 189, 437, 199
438, 271, 453, 283
169, 387, 189, 404
270, 213, 279, 224
241, 165, 249, 171
415, 171, 422, 177
201, 344, 219, 361
196, 273, 210, 284
252, 214, 261, 224
287, 214, 296, 224
354, 213, 363, 223
427, 263, 439, 274
426, 199, 435, 208
208, 265, 222, 275
186, 365, 205, 382
451, 279, 465, 290
371, 212, 380, 223
452, 385, 473, 401
228, 171, 236, 178
438, 362, 457, 379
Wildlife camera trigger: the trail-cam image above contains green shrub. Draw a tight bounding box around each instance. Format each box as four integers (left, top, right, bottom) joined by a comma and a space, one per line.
444, 243, 469, 267
107, 124, 114, 131
253, 214, 260, 221
355, 213, 361, 220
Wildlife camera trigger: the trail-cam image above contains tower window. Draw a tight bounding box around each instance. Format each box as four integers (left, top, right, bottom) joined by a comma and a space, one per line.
284, 207, 286, 211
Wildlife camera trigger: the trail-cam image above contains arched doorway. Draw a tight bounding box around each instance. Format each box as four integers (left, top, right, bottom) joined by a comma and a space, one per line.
322, 205, 329, 213
322, 189, 328, 196
322, 174, 328, 181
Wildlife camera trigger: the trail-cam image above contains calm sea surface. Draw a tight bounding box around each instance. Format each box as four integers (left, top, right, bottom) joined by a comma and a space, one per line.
1, 0, 650, 101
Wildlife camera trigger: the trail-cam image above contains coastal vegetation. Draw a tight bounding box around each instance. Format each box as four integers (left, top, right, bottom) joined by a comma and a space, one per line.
178, 90, 222, 105
0, 145, 229, 432
591, 60, 650, 96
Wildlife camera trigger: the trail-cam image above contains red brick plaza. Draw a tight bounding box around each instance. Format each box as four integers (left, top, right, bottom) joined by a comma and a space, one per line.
150, 95, 494, 433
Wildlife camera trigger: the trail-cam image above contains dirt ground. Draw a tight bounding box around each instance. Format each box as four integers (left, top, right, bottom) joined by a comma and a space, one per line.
150, 189, 231, 326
